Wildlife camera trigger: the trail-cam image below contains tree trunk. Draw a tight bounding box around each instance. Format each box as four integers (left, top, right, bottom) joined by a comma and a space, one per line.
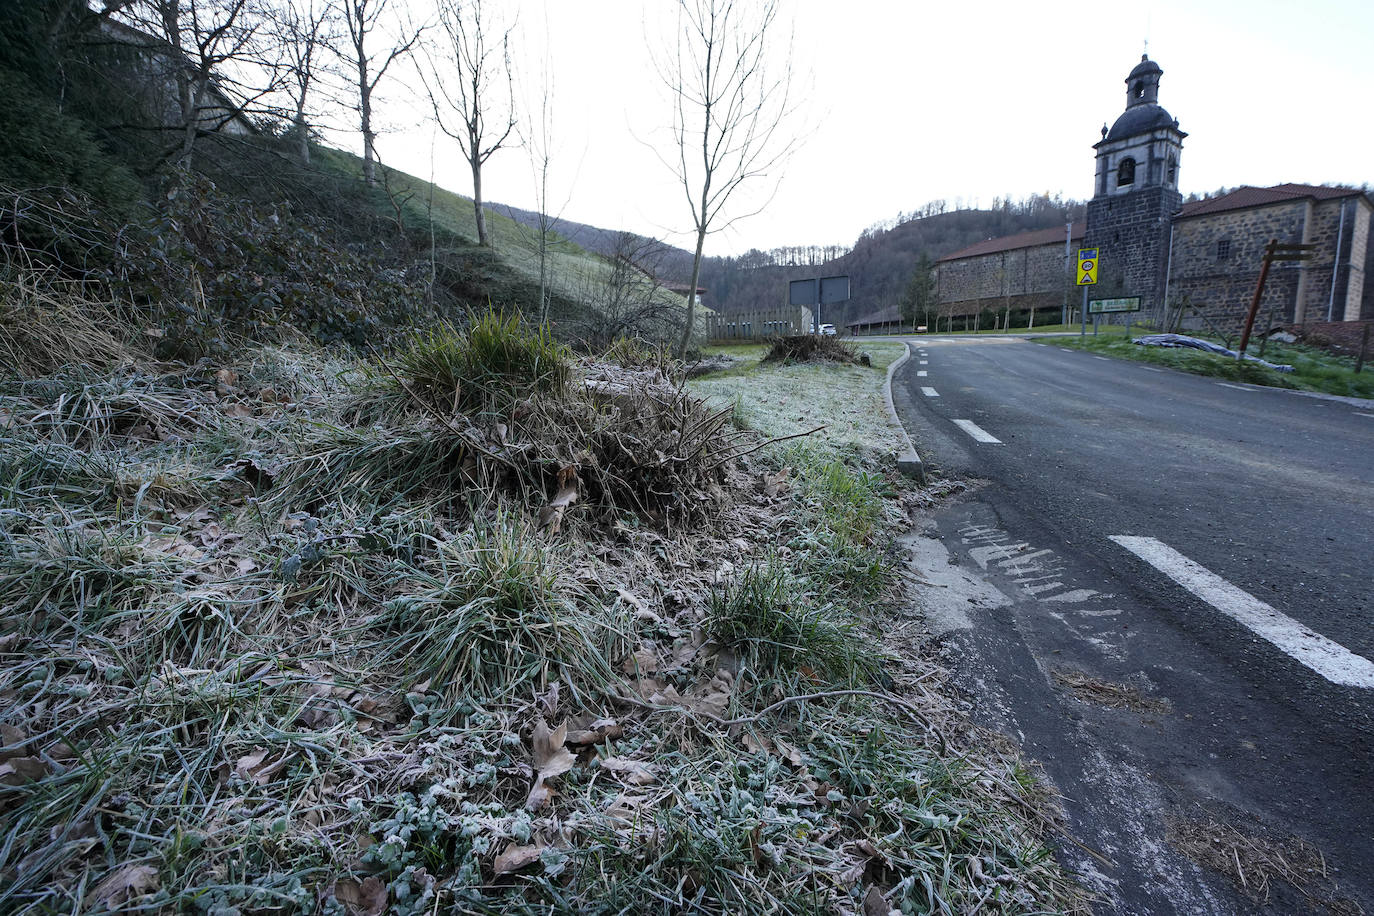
471, 152, 488, 246
294, 107, 311, 164
677, 228, 707, 358
359, 59, 376, 184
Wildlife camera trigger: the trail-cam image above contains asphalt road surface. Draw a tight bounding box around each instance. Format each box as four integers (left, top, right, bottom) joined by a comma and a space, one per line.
891, 335, 1374, 915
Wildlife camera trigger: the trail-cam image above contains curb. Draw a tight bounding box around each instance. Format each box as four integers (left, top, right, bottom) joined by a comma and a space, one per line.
882, 341, 925, 483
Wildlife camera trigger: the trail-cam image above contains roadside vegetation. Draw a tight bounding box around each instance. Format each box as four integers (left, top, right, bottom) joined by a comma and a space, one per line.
1051, 333, 1374, 399
1, 307, 1084, 912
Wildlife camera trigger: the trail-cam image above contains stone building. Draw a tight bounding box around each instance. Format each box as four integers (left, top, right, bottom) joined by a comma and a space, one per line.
934, 55, 1373, 328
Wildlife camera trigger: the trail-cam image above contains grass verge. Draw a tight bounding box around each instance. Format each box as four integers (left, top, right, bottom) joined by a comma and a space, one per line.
1049, 333, 1374, 398
1, 325, 1082, 913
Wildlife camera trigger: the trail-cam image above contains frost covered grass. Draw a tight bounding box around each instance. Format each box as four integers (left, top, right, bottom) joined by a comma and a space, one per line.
689, 340, 908, 459
0, 337, 1083, 914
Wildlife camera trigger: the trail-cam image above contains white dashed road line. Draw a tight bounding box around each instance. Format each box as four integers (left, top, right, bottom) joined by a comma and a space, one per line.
1110, 536, 1374, 689
1217, 383, 1256, 392
952, 419, 1002, 444
921, 387, 939, 397
1141, 367, 1164, 373
1092, 356, 1110, 361
919, 360, 929, 365
916, 370, 928, 377
1355, 412, 1374, 419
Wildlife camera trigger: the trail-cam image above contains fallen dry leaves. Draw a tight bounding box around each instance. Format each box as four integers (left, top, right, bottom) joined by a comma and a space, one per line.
526, 719, 576, 811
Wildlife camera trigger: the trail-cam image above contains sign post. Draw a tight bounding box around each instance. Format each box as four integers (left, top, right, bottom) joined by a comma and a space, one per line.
787, 275, 849, 334
1076, 248, 1098, 337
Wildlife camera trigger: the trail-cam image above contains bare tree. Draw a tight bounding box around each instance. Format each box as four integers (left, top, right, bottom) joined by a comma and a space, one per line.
337, 0, 422, 185
426, 0, 517, 248
119, 0, 277, 170
576, 232, 686, 349
657, 0, 800, 357
270, 0, 333, 164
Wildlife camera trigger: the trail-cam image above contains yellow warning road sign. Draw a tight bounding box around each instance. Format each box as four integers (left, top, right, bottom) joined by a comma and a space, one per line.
1077, 248, 1099, 286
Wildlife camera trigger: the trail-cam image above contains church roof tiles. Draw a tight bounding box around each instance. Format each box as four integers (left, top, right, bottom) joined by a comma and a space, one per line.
938, 221, 1085, 263
1178, 183, 1367, 219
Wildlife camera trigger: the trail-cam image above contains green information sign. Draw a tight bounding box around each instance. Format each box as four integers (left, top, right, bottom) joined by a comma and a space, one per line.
1088, 297, 1142, 314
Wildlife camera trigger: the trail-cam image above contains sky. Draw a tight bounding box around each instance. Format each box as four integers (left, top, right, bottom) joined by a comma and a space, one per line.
356, 0, 1374, 258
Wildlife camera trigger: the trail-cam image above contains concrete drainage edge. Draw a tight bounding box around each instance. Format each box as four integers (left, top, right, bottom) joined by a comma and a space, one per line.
882, 341, 925, 483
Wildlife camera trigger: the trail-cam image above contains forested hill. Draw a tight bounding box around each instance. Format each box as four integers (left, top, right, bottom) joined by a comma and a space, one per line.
697, 197, 1086, 327
494, 196, 1087, 327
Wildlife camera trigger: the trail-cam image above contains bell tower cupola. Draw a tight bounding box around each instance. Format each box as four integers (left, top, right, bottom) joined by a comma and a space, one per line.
1126, 54, 1162, 107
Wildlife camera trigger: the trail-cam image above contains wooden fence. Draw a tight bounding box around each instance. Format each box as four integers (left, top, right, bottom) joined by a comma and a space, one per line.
706, 306, 813, 342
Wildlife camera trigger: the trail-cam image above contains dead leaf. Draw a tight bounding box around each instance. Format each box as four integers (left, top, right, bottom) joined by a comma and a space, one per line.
0, 724, 26, 760
89, 863, 159, 907
493, 843, 543, 875
527, 719, 575, 810
620, 647, 658, 676
532, 720, 575, 779
234, 747, 287, 785
0, 756, 47, 785
536, 681, 560, 718
599, 756, 656, 785
215, 368, 238, 392
862, 885, 893, 916
538, 469, 581, 533
331, 875, 387, 916
604, 793, 647, 822
774, 737, 804, 768
566, 718, 621, 747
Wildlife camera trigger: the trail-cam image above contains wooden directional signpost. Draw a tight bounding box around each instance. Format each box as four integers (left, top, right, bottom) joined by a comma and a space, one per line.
1077, 248, 1098, 337
1236, 239, 1316, 361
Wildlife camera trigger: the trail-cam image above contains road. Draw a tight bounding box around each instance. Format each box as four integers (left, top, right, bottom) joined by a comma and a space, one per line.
891, 335, 1374, 915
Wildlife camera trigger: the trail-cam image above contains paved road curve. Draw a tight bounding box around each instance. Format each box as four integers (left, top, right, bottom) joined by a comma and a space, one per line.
892, 336, 1374, 915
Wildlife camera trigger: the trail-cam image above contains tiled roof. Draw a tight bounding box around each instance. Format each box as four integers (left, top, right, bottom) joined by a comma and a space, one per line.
847, 304, 903, 328
939, 220, 1085, 263
1178, 183, 1366, 219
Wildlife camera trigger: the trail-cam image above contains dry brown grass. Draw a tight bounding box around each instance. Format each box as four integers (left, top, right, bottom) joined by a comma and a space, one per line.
1169, 814, 1364, 914
0, 272, 137, 377
1050, 668, 1171, 715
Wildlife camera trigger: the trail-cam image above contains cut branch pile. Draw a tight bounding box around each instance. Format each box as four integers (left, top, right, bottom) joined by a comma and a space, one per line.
762, 333, 863, 365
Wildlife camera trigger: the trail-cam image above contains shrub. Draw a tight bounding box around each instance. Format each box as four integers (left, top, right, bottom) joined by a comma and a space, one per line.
705, 562, 879, 683
390, 310, 568, 415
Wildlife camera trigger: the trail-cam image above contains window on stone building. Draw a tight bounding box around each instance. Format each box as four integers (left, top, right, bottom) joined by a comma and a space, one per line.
1133, 80, 1144, 99
1117, 157, 1136, 187
1216, 239, 1231, 260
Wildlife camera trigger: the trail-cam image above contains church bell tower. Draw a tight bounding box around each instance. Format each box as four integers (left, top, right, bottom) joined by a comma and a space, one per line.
1084, 54, 1186, 312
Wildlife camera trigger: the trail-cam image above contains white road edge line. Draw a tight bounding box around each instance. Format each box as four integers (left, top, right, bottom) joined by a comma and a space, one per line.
916, 370, 928, 377
1092, 356, 1111, 361
1109, 536, 1374, 689
921, 387, 939, 397
952, 419, 1002, 444
1141, 367, 1164, 372
1058, 348, 1074, 352
1355, 412, 1374, 419
1217, 382, 1257, 391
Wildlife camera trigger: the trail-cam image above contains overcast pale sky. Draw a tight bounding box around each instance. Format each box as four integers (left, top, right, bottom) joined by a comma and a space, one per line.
361, 0, 1374, 258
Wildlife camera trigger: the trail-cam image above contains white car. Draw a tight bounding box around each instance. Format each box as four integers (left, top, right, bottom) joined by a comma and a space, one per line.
818, 323, 837, 336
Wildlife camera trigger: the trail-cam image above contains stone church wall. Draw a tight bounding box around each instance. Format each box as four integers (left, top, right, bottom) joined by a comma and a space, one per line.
1168, 198, 1371, 331
935, 243, 1070, 318
1083, 188, 1180, 315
